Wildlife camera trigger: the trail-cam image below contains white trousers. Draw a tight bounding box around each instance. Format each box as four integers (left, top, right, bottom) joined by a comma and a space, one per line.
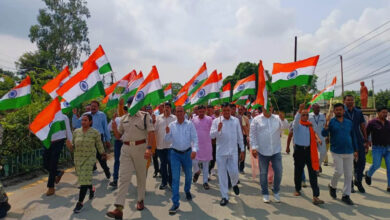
192, 160, 210, 184
330, 153, 354, 196
318, 141, 327, 165
216, 154, 239, 199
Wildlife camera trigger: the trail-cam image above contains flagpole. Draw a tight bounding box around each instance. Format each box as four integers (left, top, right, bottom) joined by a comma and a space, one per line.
293, 36, 298, 114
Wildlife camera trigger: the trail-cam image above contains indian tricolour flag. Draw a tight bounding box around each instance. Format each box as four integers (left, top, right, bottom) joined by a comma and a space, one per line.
252, 60, 269, 110
190, 70, 219, 106
232, 74, 256, 101
309, 77, 337, 104
42, 66, 71, 99
0, 75, 31, 110
188, 62, 208, 95
209, 73, 223, 105
122, 71, 143, 101
175, 81, 190, 102
30, 98, 66, 148
84, 45, 113, 75
104, 71, 136, 111
57, 61, 105, 107
163, 83, 172, 102
235, 95, 248, 106
129, 66, 164, 115
102, 81, 120, 104
271, 55, 319, 92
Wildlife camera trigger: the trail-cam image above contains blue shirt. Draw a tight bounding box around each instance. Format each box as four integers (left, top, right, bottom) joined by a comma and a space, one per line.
322, 118, 357, 154
344, 106, 365, 147
165, 119, 198, 152
293, 113, 310, 146
72, 111, 111, 142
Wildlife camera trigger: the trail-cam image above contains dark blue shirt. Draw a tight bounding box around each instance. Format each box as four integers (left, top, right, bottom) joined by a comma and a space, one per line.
344, 106, 365, 147
322, 118, 357, 154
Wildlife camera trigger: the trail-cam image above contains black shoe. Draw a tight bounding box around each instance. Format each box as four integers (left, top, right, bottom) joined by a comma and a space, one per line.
93, 165, 97, 171
341, 195, 354, 205
203, 183, 210, 190
328, 184, 337, 199
153, 172, 159, 178
233, 185, 240, 195
387, 187, 390, 192
324, 162, 328, 166
220, 198, 228, 206
169, 204, 179, 215
239, 170, 245, 174
159, 184, 167, 190
351, 181, 356, 193
73, 202, 83, 213
237, 180, 241, 184
185, 192, 192, 201
364, 171, 371, 186
354, 180, 365, 193
89, 186, 95, 200
109, 181, 118, 187
319, 166, 322, 173
104, 169, 111, 180
193, 172, 200, 183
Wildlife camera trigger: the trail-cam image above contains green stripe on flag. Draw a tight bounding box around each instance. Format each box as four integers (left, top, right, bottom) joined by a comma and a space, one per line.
0, 94, 31, 110
192, 92, 219, 107
232, 88, 256, 101
188, 79, 206, 95
42, 120, 66, 149
104, 98, 119, 111
99, 63, 112, 74
129, 89, 164, 115
69, 81, 105, 107
271, 75, 313, 92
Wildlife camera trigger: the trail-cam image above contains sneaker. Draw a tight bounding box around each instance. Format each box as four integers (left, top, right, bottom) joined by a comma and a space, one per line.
89, 186, 95, 200
203, 183, 210, 190
106, 208, 123, 219
312, 197, 324, 205
159, 184, 167, 190
186, 192, 192, 201
220, 198, 229, 206
341, 195, 354, 205
364, 171, 372, 186
193, 172, 200, 183
233, 185, 240, 195
73, 202, 83, 213
169, 204, 179, 215
328, 184, 337, 199
354, 180, 365, 193
274, 193, 281, 203
109, 181, 118, 188
263, 195, 270, 203
136, 200, 144, 211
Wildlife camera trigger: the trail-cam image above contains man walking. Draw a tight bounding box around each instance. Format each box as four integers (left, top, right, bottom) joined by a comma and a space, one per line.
192, 105, 213, 189
155, 102, 176, 189
210, 103, 245, 206
365, 107, 390, 192
293, 103, 324, 205
250, 106, 289, 203
322, 103, 357, 205
106, 97, 156, 219
309, 103, 327, 173
238, 105, 250, 173
344, 95, 368, 193
164, 105, 198, 215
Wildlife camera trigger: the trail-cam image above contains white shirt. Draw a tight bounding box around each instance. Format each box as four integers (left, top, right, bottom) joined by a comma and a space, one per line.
51, 113, 72, 142
210, 116, 244, 156
108, 117, 121, 132
155, 114, 177, 149
250, 114, 289, 156
309, 112, 326, 143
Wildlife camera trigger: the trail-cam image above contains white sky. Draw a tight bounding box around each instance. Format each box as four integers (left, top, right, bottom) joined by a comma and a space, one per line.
0, 0, 390, 95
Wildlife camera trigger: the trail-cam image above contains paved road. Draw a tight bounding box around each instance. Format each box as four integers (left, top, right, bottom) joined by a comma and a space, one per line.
4, 137, 390, 220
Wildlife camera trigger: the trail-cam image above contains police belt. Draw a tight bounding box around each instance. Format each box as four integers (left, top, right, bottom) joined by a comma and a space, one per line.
123, 139, 146, 146
172, 147, 192, 154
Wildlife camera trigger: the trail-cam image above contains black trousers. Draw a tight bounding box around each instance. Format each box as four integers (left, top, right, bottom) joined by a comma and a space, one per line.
153, 153, 160, 175
43, 139, 65, 188
293, 145, 320, 197
96, 135, 109, 173
78, 185, 92, 203
239, 135, 247, 172
209, 141, 217, 173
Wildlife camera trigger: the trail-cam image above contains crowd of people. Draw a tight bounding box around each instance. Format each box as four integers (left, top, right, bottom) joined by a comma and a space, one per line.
1, 94, 389, 219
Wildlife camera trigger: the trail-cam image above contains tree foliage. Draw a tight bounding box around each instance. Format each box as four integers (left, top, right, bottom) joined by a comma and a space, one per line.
375, 89, 390, 109
28, 0, 91, 70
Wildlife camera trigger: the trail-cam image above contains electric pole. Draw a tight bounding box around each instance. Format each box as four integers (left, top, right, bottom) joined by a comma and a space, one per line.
339, 55, 344, 97
293, 36, 297, 114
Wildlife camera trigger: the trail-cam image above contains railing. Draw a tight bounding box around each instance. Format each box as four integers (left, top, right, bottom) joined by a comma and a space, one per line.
0, 147, 73, 179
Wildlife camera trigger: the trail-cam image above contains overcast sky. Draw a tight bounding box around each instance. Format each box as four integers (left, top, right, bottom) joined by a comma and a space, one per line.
1, 0, 390, 94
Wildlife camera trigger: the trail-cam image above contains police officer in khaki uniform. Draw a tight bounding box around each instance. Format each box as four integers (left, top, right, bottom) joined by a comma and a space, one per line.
107, 97, 156, 219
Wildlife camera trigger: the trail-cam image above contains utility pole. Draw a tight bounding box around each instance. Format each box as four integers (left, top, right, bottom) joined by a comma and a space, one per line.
293, 36, 297, 114
372, 79, 376, 109
339, 55, 345, 97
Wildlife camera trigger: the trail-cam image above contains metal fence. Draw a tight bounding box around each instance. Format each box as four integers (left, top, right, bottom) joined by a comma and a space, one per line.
0, 147, 73, 179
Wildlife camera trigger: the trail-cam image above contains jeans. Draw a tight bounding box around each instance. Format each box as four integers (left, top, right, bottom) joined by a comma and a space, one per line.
258, 152, 282, 195
170, 149, 192, 207
43, 139, 65, 188
113, 140, 123, 181
293, 146, 320, 197
157, 149, 172, 186
367, 145, 390, 186
354, 142, 366, 183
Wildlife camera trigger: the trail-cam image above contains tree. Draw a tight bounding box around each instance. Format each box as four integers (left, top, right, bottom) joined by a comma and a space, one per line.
375, 89, 390, 109
28, 0, 91, 70
15, 51, 51, 75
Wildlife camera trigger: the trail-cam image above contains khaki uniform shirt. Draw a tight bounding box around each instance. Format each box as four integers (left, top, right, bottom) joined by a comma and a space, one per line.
119, 111, 154, 142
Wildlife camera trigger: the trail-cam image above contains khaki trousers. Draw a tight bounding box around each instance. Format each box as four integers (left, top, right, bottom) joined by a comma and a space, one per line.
115, 143, 147, 206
